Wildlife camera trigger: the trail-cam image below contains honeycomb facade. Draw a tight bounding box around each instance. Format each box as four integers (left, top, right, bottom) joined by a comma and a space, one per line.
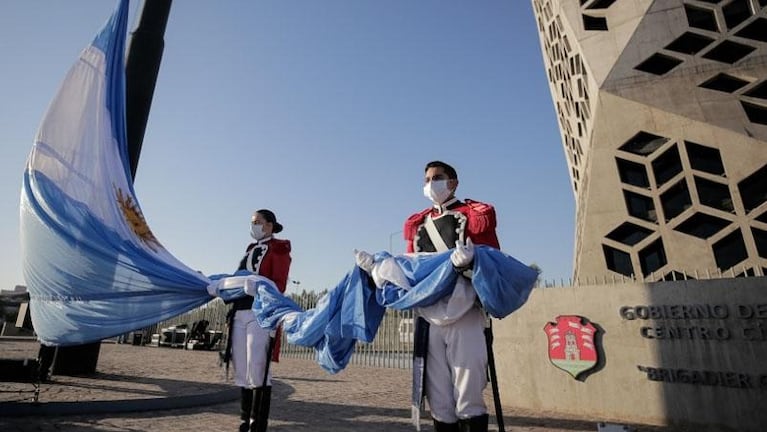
532, 0, 767, 281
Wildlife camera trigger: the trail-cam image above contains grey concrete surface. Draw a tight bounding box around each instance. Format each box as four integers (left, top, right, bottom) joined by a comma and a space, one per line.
0, 339, 685, 431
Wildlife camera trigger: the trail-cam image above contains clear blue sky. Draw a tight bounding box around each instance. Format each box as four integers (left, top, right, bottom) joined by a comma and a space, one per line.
0, 0, 574, 294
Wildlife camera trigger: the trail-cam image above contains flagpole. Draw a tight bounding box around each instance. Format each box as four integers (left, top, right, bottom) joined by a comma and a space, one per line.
123, 0, 173, 349
126, 0, 173, 180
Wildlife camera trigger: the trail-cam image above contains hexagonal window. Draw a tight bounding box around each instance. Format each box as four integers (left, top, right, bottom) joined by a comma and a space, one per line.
635, 53, 683, 75
702, 40, 756, 64
652, 145, 683, 187
606, 222, 654, 246
686, 141, 725, 176
738, 165, 767, 212
616, 158, 650, 188
665, 32, 715, 55
741, 101, 767, 125
619, 131, 669, 156
735, 17, 767, 42
722, 0, 753, 30
661, 180, 692, 221
583, 15, 608, 31
695, 177, 734, 213
685, 4, 719, 32
699, 73, 750, 93
674, 212, 731, 239
639, 239, 667, 276
712, 229, 748, 271
603, 244, 634, 277
624, 190, 658, 223
743, 81, 767, 100
753, 227, 767, 258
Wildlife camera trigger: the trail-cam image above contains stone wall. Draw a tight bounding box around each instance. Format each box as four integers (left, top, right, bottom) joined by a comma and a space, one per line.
493, 277, 767, 432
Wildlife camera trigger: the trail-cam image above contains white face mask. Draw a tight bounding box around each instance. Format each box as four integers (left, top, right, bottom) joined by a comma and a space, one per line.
423, 179, 452, 204
250, 223, 266, 240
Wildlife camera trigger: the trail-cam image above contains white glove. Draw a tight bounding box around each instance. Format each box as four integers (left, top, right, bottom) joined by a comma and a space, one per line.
450, 237, 475, 268
354, 249, 375, 273
239, 275, 274, 296
243, 276, 259, 297
206, 280, 219, 297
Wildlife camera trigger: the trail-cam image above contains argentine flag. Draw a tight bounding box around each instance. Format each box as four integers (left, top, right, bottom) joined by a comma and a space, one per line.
19, 0, 215, 345
254, 246, 538, 374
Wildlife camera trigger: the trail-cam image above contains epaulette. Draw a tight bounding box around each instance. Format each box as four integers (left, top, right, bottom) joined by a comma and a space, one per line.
404, 208, 432, 241
269, 238, 292, 254
464, 199, 496, 234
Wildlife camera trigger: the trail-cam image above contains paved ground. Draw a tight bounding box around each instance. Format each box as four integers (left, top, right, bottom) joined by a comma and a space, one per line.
0, 339, 696, 432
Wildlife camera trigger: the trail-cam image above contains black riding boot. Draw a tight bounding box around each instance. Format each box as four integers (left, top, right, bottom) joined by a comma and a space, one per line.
458, 413, 489, 432
433, 419, 460, 432
250, 385, 272, 432
239, 388, 253, 432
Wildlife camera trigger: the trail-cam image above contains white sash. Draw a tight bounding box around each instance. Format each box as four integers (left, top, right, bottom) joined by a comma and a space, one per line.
424, 215, 450, 252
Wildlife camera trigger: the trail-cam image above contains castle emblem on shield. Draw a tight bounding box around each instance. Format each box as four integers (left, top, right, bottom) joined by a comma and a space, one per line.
544, 315, 599, 379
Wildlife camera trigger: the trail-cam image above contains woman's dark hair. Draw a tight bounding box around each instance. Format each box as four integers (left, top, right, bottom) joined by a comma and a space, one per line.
256, 209, 283, 234
425, 160, 458, 179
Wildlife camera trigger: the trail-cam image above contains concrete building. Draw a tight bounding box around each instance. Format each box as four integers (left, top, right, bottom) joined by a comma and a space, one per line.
532, 0, 767, 282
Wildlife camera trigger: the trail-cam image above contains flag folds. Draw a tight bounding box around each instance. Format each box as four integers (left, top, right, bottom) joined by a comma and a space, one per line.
19, 0, 217, 345
254, 246, 537, 373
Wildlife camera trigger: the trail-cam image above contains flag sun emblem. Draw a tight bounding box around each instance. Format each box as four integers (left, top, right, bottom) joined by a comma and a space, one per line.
115, 186, 161, 251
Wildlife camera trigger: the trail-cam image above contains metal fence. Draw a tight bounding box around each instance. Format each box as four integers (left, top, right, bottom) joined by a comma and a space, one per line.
143, 298, 229, 347
147, 296, 416, 370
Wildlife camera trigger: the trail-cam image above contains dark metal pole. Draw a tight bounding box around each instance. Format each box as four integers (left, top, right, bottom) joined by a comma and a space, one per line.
125, 0, 172, 181
485, 319, 506, 432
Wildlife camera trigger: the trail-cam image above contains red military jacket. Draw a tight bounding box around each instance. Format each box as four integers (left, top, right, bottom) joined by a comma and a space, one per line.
237, 237, 292, 361
404, 198, 500, 253
240, 238, 292, 292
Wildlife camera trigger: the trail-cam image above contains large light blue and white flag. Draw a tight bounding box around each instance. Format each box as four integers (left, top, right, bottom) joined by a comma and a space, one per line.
254, 246, 537, 374
19, 0, 241, 346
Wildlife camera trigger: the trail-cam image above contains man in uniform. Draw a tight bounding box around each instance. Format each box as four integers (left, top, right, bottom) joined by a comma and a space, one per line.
357, 160, 498, 432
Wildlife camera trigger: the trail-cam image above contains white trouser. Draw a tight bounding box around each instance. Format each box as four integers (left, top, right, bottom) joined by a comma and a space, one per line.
231, 309, 272, 388
424, 306, 488, 423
